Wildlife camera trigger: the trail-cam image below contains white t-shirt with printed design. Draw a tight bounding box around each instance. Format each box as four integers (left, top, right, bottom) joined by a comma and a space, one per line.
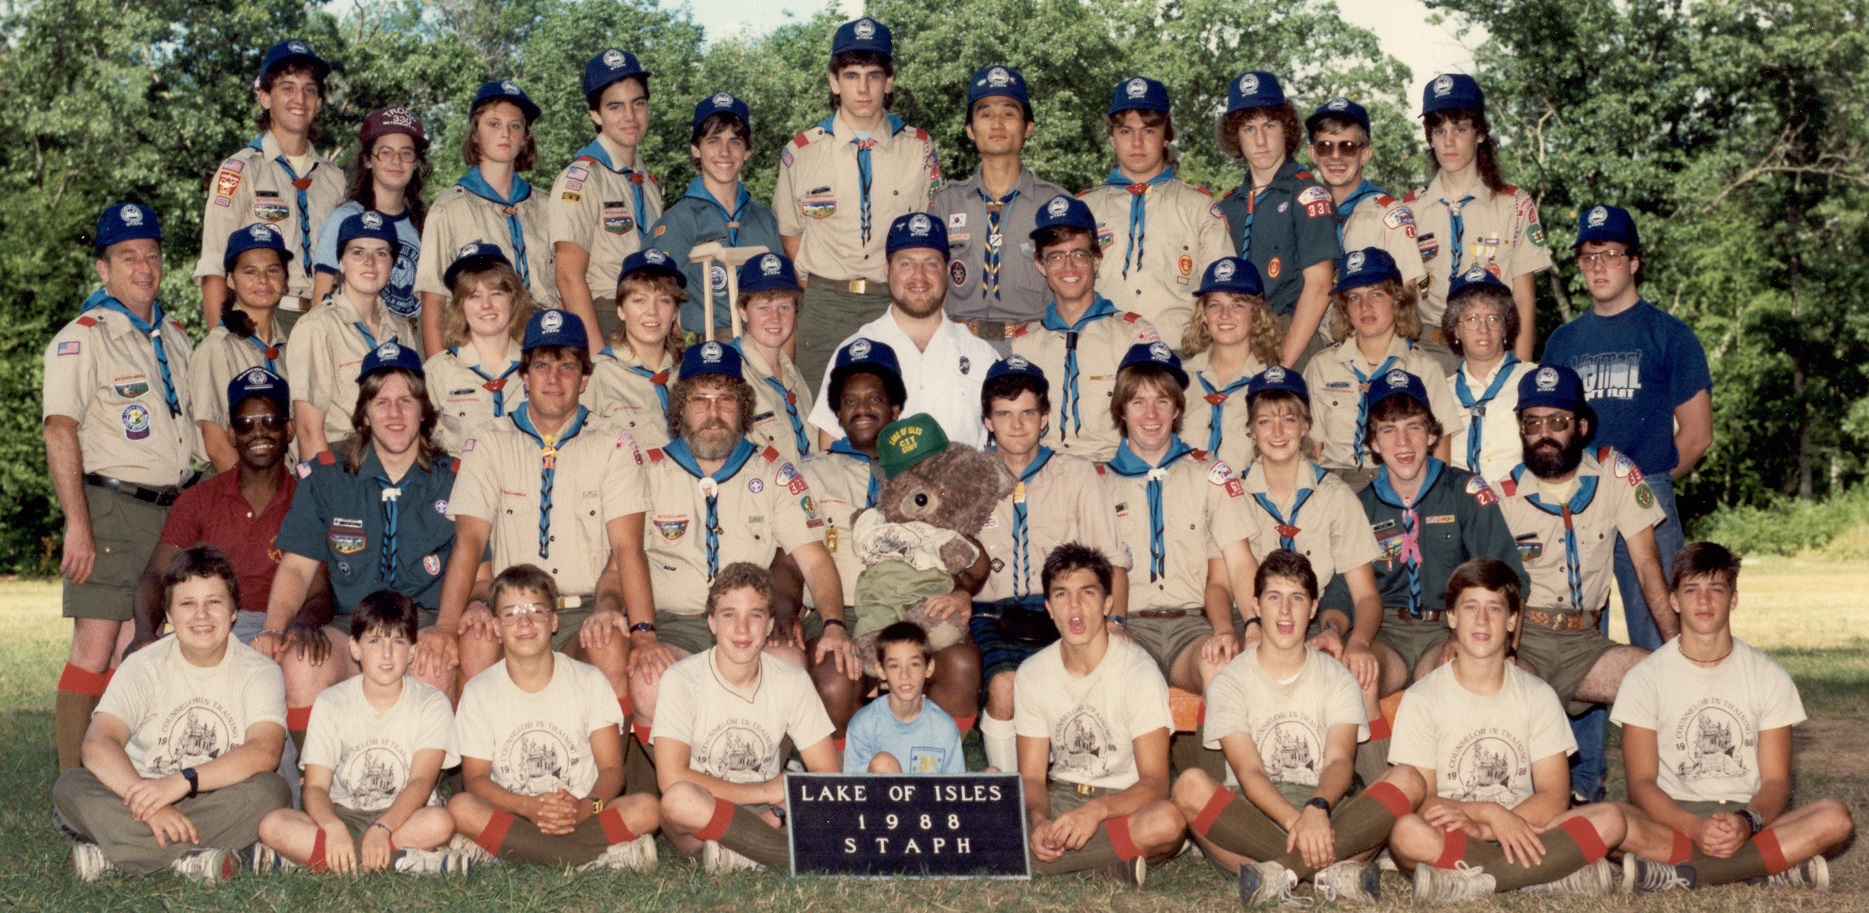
1203, 647, 1368, 787
94, 637, 286, 779
1389, 661, 1575, 808
1014, 637, 1172, 791
651, 649, 835, 784
455, 655, 623, 798
302, 675, 458, 812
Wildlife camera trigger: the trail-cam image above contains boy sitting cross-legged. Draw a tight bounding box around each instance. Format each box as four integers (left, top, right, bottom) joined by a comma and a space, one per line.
447, 564, 659, 870
256, 590, 464, 875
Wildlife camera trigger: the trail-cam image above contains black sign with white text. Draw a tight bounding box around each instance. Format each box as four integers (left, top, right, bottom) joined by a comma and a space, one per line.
785, 773, 1029, 878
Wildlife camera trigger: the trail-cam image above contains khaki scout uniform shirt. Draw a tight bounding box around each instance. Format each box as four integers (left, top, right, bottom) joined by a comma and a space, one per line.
929, 167, 1069, 324
1302, 336, 1465, 472
188, 324, 286, 432
641, 439, 825, 615
1404, 179, 1554, 326
1098, 442, 1258, 611
773, 113, 939, 284
1340, 185, 1427, 291
1239, 458, 1381, 594
976, 448, 1129, 603
737, 341, 816, 467
586, 345, 677, 451
1007, 300, 1159, 461
448, 406, 647, 596
546, 135, 665, 301
283, 291, 418, 445
415, 175, 558, 309
423, 339, 527, 456
801, 444, 879, 609
196, 132, 345, 305
1082, 177, 1232, 336
1496, 447, 1665, 613
1182, 348, 1268, 473
43, 300, 197, 487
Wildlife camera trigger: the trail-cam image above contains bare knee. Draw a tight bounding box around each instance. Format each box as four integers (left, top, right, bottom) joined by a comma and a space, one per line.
1172, 768, 1222, 817
660, 782, 718, 833
1388, 814, 1441, 865
1814, 799, 1855, 846
1129, 800, 1188, 853
985, 672, 1016, 719
1377, 764, 1426, 806
868, 752, 902, 773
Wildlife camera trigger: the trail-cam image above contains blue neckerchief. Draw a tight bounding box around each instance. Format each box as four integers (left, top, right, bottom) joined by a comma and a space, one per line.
84, 290, 180, 417
1103, 167, 1176, 278
829, 438, 881, 507
1333, 179, 1386, 246
1439, 193, 1476, 277
821, 114, 906, 245
683, 176, 750, 247
1371, 458, 1445, 614
732, 339, 811, 457
1008, 447, 1054, 597
663, 437, 759, 579
250, 135, 317, 268
1455, 354, 1520, 471
575, 139, 649, 242
604, 346, 672, 413
229, 313, 284, 375
1511, 465, 1600, 612
450, 346, 521, 418
1194, 367, 1253, 455
978, 185, 1020, 301
511, 404, 589, 560
1041, 296, 1119, 442
373, 475, 401, 585
1106, 437, 1196, 581
458, 167, 536, 288
1247, 461, 1329, 551
1349, 344, 1409, 467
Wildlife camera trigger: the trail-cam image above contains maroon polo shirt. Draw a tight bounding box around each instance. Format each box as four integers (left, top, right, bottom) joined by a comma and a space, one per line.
158, 469, 298, 614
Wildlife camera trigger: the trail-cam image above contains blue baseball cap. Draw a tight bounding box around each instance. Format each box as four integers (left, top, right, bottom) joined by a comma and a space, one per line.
1422, 73, 1484, 116
886, 213, 947, 257
221, 223, 291, 273
583, 48, 650, 98
829, 337, 908, 407
1331, 247, 1402, 295
1307, 97, 1371, 137
619, 247, 687, 287
1572, 204, 1640, 250
1247, 365, 1309, 406
1030, 194, 1096, 238
967, 65, 1031, 114
472, 79, 542, 124
681, 339, 744, 381
1196, 257, 1264, 297
359, 340, 424, 383
258, 39, 329, 83
1363, 368, 1430, 418
985, 354, 1049, 395
1447, 265, 1511, 303
1109, 76, 1170, 116
441, 241, 513, 289
227, 366, 290, 416
692, 92, 750, 132
832, 17, 892, 55
94, 202, 161, 253
522, 308, 587, 352
1118, 341, 1189, 389
738, 252, 800, 296
1226, 71, 1285, 113
1517, 364, 1586, 414
336, 210, 401, 260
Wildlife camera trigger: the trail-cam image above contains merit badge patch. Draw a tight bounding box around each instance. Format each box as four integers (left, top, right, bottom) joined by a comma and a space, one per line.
653, 517, 690, 541
119, 404, 151, 440
799, 495, 819, 520
1634, 481, 1656, 510
423, 554, 442, 575
602, 203, 635, 234
434, 499, 449, 515
748, 477, 765, 494
253, 194, 288, 222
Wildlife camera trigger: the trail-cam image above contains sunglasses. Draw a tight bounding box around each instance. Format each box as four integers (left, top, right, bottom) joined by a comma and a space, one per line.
1519, 414, 1574, 434
231, 414, 287, 434
1310, 140, 1367, 158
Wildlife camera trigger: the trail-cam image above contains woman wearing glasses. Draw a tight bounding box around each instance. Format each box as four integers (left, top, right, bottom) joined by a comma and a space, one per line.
1440, 267, 1536, 484
310, 108, 431, 323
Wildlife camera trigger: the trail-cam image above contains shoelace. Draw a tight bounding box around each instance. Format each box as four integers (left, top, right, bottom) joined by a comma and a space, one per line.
1638, 861, 1693, 892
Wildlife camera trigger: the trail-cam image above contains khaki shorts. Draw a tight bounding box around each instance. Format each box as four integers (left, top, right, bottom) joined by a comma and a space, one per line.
1376, 613, 1453, 675
1678, 800, 1746, 817
655, 610, 715, 655
64, 485, 168, 621
1514, 622, 1618, 715
552, 604, 593, 651
1128, 613, 1211, 678
331, 802, 384, 837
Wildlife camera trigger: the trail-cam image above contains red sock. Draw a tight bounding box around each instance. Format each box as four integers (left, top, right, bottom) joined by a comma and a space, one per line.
618, 696, 632, 717
632, 721, 653, 745
1105, 815, 1143, 860
1434, 828, 1469, 869
954, 714, 977, 733
1558, 817, 1609, 863
286, 706, 313, 730
57, 663, 110, 696
598, 807, 638, 845
477, 810, 514, 856
834, 737, 847, 753
694, 797, 735, 842
1363, 780, 1413, 819
1755, 828, 1789, 875
1366, 715, 1392, 741
1192, 786, 1235, 836
1667, 827, 1693, 864
308, 829, 329, 872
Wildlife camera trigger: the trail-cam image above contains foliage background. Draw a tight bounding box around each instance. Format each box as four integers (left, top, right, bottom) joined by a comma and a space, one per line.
3, 0, 1865, 571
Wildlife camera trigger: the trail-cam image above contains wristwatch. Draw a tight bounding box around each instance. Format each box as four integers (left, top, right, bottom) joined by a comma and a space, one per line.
628, 622, 656, 634
182, 766, 200, 798
590, 796, 606, 816
1305, 796, 1331, 813
1738, 808, 1764, 835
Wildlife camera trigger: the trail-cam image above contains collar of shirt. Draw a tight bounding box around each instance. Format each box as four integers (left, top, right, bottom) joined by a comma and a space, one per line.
828, 438, 874, 462
1459, 356, 1515, 388
1371, 458, 1446, 509
450, 337, 523, 371
458, 166, 531, 206
822, 112, 907, 148
1105, 436, 1195, 477
1041, 295, 1118, 333
1423, 172, 1497, 205
1336, 333, 1416, 368
955, 165, 1039, 200
682, 176, 749, 219
81, 289, 171, 340
573, 135, 645, 175
201, 462, 298, 517
248, 130, 330, 167
1233, 156, 1309, 196
1242, 457, 1325, 495
599, 344, 670, 372
662, 436, 759, 482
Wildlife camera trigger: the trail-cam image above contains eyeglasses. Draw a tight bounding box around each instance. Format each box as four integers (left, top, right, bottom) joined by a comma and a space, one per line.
1458, 312, 1503, 328
1042, 249, 1095, 267
1575, 250, 1630, 269
231, 414, 287, 433
1310, 140, 1366, 158
1519, 414, 1574, 434
497, 603, 552, 624
372, 147, 419, 164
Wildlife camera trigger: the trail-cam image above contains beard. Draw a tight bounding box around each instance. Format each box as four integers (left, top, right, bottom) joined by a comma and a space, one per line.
892, 284, 946, 320
685, 421, 740, 461
1523, 433, 1587, 480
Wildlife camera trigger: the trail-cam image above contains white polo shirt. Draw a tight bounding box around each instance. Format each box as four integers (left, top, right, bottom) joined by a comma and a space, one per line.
806, 308, 999, 449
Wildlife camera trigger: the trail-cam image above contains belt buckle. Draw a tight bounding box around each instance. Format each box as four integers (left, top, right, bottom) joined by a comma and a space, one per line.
1074, 782, 1097, 797
848, 278, 867, 295
557, 595, 588, 610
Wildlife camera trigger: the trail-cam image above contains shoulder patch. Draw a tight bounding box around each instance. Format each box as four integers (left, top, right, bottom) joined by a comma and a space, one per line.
1298, 185, 1330, 205
1384, 206, 1416, 231
76, 315, 99, 328
1464, 474, 1499, 506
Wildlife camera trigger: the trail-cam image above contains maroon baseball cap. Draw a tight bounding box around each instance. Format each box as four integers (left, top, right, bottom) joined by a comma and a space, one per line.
360, 106, 428, 150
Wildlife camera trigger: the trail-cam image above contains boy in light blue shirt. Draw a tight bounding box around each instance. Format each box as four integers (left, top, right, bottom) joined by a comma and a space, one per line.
844, 622, 965, 773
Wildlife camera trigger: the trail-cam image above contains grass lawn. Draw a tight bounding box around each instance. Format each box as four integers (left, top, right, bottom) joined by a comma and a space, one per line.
1, 556, 1863, 911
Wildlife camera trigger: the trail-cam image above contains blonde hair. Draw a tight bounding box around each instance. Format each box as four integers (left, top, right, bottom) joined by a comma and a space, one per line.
1247, 390, 1321, 462
611, 273, 689, 363
1181, 291, 1282, 366
1325, 277, 1424, 344
442, 262, 534, 349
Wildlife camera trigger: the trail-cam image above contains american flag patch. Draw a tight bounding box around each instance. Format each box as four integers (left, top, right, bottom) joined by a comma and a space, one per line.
57, 341, 80, 356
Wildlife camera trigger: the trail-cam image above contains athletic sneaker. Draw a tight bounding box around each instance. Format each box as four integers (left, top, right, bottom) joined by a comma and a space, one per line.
701, 840, 762, 873
250, 841, 299, 874
577, 835, 658, 873
1622, 855, 1695, 893
449, 833, 499, 866
52, 807, 82, 841
1238, 860, 1299, 906
70, 841, 113, 882
171, 847, 235, 885
1095, 855, 1146, 888
1373, 847, 1398, 872
1314, 859, 1380, 905
1519, 858, 1617, 895
1756, 855, 1830, 890
394, 847, 474, 876
1413, 861, 1496, 902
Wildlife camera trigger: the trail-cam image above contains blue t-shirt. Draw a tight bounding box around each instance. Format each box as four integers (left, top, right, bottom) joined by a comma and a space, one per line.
1540, 298, 1710, 475
842, 696, 965, 774
313, 201, 423, 319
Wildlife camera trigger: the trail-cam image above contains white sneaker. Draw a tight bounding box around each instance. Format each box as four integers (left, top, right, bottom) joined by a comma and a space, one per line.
1413, 860, 1495, 902
1373, 847, 1398, 872
449, 833, 499, 866
1237, 860, 1299, 906
70, 841, 113, 883
171, 847, 235, 885
701, 840, 763, 873
250, 841, 299, 874
394, 847, 474, 876
1760, 855, 1830, 890
1314, 859, 1380, 905
1622, 855, 1696, 893
578, 835, 658, 873
1520, 857, 1616, 895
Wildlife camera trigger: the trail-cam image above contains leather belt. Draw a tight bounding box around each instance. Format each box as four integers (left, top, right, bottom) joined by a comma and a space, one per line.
802, 275, 875, 295
1133, 609, 1194, 619
84, 473, 186, 507
1523, 608, 1601, 632
966, 319, 1010, 341
1393, 607, 1445, 623
1067, 781, 1116, 797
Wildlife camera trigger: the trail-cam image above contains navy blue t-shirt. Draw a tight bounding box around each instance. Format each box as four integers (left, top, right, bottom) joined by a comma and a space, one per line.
1540, 299, 1711, 475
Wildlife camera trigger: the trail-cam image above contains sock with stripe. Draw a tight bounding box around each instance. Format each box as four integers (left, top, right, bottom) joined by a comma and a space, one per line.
475, 809, 611, 867
1433, 816, 1608, 892
286, 706, 313, 754
1188, 785, 1292, 864
1031, 815, 1143, 876
695, 796, 791, 869
1275, 780, 1414, 879
308, 828, 329, 872
56, 664, 110, 772
1689, 828, 1785, 886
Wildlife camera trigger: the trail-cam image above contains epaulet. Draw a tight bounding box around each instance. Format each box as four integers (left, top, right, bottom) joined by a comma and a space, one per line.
1120, 312, 1143, 323
1094, 463, 1108, 476
75, 315, 99, 328
760, 445, 782, 463
168, 319, 186, 334
1402, 189, 1423, 204
792, 131, 819, 147
317, 450, 337, 464
910, 126, 930, 142
573, 154, 600, 166
1007, 322, 1032, 338
1192, 185, 1213, 196
646, 447, 667, 462
448, 458, 461, 474
1501, 184, 1520, 195
1375, 193, 1397, 207
1499, 477, 1518, 497
1191, 448, 1211, 460
1596, 445, 1614, 462
1074, 187, 1093, 198
1293, 169, 1316, 182
1218, 187, 1238, 201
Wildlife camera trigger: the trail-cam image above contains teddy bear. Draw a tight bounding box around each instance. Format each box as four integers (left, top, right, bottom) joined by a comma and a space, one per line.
848, 413, 1016, 678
